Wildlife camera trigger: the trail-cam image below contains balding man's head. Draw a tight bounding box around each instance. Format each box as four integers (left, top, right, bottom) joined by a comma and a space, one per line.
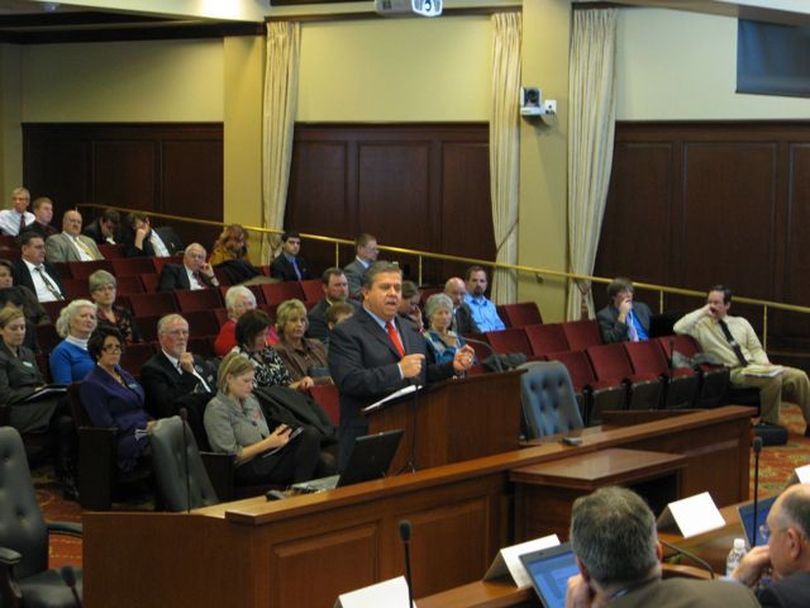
444, 277, 467, 307
62, 210, 82, 237
766, 483, 810, 579
183, 243, 207, 272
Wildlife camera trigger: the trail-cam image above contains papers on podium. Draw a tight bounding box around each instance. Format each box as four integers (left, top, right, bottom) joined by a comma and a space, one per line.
483, 533, 560, 588
362, 384, 422, 414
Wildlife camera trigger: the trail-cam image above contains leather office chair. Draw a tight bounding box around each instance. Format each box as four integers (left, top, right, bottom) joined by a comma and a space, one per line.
149, 416, 219, 511
0, 427, 83, 608
518, 361, 584, 438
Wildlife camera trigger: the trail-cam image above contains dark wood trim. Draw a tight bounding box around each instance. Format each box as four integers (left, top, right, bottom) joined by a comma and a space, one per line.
0, 21, 262, 44
267, 5, 520, 23
0, 11, 169, 27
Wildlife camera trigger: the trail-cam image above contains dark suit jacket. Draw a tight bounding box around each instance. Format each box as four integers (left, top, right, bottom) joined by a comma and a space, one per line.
0, 342, 46, 406
453, 303, 479, 335
157, 263, 216, 292
343, 259, 369, 299
307, 298, 361, 342
83, 219, 123, 245
124, 226, 184, 258
270, 254, 312, 282
328, 308, 453, 468
612, 577, 758, 608
140, 351, 217, 419
11, 258, 65, 301
28, 221, 58, 239
597, 301, 653, 343
757, 571, 810, 608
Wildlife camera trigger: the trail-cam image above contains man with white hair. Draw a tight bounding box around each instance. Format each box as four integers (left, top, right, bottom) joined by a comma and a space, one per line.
157, 243, 220, 291
0, 187, 35, 236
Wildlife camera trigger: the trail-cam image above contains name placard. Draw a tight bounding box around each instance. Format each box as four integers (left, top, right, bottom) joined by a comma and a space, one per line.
483, 534, 560, 588
333, 576, 412, 608
657, 492, 725, 538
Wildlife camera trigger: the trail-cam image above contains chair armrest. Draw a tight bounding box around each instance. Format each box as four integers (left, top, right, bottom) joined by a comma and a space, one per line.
0, 547, 21, 566
47, 522, 83, 538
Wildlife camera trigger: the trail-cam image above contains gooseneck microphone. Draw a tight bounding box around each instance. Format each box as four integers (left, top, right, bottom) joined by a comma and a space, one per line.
463, 336, 504, 372
752, 436, 763, 547
60, 565, 82, 607
660, 540, 715, 579
399, 520, 414, 607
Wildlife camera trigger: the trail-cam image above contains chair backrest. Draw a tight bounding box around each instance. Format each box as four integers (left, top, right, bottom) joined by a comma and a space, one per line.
260, 282, 306, 305
62, 278, 89, 299
525, 323, 570, 357
658, 334, 702, 359
546, 350, 596, 390
140, 273, 160, 293
184, 310, 221, 338
149, 416, 219, 511
299, 279, 323, 303
129, 292, 178, 317
308, 384, 340, 426
120, 343, 157, 372
499, 303, 543, 328
0, 427, 48, 578
114, 275, 146, 295
66, 259, 114, 280
561, 320, 602, 351
97, 243, 126, 259
486, 328, 533, 358
586, 343, 634, 382
518, 362, 584, 438
623, 340, 669, 376
110, 257, 156, 277
175, 288, 223, 313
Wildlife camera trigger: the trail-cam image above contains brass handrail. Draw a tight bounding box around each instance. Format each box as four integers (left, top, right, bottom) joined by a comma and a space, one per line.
79, 203, 810, 349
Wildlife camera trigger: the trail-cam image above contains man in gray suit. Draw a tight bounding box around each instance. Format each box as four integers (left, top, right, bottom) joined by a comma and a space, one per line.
596, 277, 652, 343
343, 233, 379, 299
444, 276, 479, 335
45, 209, 104, 263
565, 486, 758, 607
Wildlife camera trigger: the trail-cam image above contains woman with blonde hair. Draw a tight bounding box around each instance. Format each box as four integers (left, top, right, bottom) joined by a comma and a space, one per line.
209, 224, 249, 266
274, 299, 330, 385
49, 299, 97, 384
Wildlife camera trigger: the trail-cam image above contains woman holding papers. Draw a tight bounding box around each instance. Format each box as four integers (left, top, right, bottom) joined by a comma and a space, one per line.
204, 352, 320, 485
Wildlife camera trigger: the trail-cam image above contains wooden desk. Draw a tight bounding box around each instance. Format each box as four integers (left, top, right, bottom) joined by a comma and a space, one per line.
83, 406, 752, 608
417, 580, 536, 608
511, 448, 686, 540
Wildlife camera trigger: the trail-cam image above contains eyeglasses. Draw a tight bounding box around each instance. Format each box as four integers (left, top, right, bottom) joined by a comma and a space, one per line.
102, 344, 122, 353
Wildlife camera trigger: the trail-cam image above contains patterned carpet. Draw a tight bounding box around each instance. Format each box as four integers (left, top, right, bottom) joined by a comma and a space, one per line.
749, 403, 810, 497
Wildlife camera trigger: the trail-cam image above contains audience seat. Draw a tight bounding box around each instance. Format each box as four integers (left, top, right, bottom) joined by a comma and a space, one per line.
37, 323, 61, 353
66, 259, 114, 280
97, 243, 126, 259
120, 343, 156, 372
561, 319, 602, 350
129, 292, 178, 318
183, 310, 220, 338
187, 336, 215, 359
419, 286, 442, 306
140, 274, 160, 293
498, 302, 543, 328
213, 308, 229, 327
115, 275, 146, 295
136, 315, 161, 343
485, 328, 534, 359
525, 323, 570, 357
586, 343, 663, 411
260, 282, 306, 305
42, 300, 68, 323
299, 279, 323, 303
308, 384, 340, 426
657, 335, 730, 408
111, 257, 156, 277
151, 257, 174, 274
62, 278, 88, 300
624, 340, 699, 409
213, 267, 232, 287
175, 288, 223, 313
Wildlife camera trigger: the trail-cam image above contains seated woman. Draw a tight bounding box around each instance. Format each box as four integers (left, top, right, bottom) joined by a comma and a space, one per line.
204, 352, 320, 485
0, 257, 49, 350
398, 280, 424, 332
0, 305, 58, 433
50, 299, 97, 384
89, 270, 142, 344
79, 327, 153, 473
424, 293, 469, 365
209, 224, 249, 266
274, 299, 331, 385
233, 309, 312, 391
214, 285, 278, 356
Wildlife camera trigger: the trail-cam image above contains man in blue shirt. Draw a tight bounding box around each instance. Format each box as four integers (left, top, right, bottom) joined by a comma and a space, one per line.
596, 277, 652, 343
463, 266, 505, 333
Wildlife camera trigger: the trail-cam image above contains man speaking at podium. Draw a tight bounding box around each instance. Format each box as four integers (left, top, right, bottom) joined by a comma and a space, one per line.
329, 261, 475, 470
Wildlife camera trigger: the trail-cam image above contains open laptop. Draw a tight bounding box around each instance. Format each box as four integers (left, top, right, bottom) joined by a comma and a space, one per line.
291, 429, 403, 493
737, 495, 777, 547
518, 542, 579, 608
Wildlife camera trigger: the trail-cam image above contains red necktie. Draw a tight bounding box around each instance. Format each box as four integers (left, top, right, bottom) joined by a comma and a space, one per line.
385, 321, 405, 358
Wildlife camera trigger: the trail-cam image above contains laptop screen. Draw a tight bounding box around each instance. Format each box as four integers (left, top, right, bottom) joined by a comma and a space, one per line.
519, 543, 578, 608
738, 495, 777, 547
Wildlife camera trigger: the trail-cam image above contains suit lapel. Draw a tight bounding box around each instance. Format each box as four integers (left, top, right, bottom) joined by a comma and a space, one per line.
358, 309, 402, 359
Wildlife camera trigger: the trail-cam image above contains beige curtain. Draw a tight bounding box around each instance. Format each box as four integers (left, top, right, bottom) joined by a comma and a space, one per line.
489, 12, 522, 305
261, 21, 301, 264
566, 9, 618, 320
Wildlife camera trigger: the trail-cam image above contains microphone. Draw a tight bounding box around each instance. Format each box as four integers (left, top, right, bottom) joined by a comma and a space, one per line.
752, 436, 763, 547
463, 336, 504, 373
399, 520, 414, 606
179, 408, 191, 514
660, 540, 715, 579
60, 565, 82, 607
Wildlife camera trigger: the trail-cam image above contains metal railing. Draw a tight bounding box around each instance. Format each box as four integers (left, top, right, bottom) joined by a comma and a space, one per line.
80, 204, 810, 350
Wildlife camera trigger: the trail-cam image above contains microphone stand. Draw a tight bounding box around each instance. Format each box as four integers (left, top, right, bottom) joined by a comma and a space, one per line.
752, 436, 763, 546
399, 520, 414, 606
464, 336, 504, 373
660, 540, 715, 579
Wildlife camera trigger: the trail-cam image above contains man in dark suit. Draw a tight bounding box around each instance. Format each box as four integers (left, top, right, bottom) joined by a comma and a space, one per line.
12, 231, 65, 302
124, 212, 184, 258
307, 267, 360, 342
157, 243, 220, 292
343, 233, 379, 299
566, 486, 759, 608
444, 276, 479, 334
328, 261, 475, 469
270, 230, 312, 281
29, 197, 57, 239
83, 208, 121, 245
140, 313, 217, 419
596, 277, 653, 343
731, 483, 810, 607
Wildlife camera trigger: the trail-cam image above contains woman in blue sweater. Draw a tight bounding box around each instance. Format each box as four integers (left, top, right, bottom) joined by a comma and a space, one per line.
49, 299, 97, 384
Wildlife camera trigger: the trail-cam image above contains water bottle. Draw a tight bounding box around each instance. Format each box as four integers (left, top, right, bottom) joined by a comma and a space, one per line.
726, 537, 747, 576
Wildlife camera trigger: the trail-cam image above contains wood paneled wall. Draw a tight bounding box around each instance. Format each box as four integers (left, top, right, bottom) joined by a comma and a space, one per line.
285, 123, 494, 285
595, 122, 810, 344
22, 123, 223, 248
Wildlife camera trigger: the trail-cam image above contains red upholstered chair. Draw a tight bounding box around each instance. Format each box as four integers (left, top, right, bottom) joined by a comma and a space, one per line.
260, 282, 306, 305
525, 323, 570, 357
62, 278, 88, 299
657, 335, 729, 408
37, 323, 61, 353
140, 274, 160, 293
561, 319, 602, 351
485, 328, 534, 359
624, 340, 699, 409
546, 350, 626, 425
115, 275, 146, 295
213, 267, 232, 287
97, 243, 126, 259
66, 259, 114, 280
175, 288, 223, 313
213, 308, 229, 327
129, 292, 178, 318
187, 336, 215, 359
41, 300, 68, 323
299, 279, 323, 303
586, 343, 663, 411
308, 384, 340, 426
499, 302, 543, 329
111, 257, 156, 277
119, 342, 156, 372
136, 315, 161, 343
462, 333, 491, 363
50, 262, 71, 279
183, 310, 220, 338
419, 287, 442, 306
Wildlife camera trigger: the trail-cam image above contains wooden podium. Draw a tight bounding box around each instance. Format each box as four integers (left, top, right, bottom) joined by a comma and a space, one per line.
366, 369, 524, 472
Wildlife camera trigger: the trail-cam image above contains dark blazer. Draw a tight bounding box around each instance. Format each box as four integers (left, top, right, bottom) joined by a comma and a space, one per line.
612, 577, 758, 608
157, 263, 216, 292
270, 254, 312, 282
597, 301, 653, 343
307, 298, 361, 342
140, 351, 217, 419
11, 258, 65, 301
28, 221, 58, 240
757, 571, 810, 608
453, 303, 479, 335
328, 308, 453, 468
83, 219, 123, 245
0, 342, 45, 406
124, 226, 184, 258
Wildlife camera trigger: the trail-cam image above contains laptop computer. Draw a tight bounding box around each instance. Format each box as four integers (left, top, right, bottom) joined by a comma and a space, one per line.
737, 495, 777, 547
291, 429, 403, 493
518, 542, 579, 608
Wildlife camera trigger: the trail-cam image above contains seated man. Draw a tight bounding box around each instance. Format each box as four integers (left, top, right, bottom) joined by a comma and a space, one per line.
0, 187, 35, 236
83, 208, 121, 245
270, 230, 312, 281
140, 313, 217, 419
674, 285, 810, 436
29, 196, 57, 239
11, 231, 65, 302
731, 483, 810, 607
307, 267, 359, 343
343, 233, 379, 299
566, 486, 757, 607
444, 276, 478, 334
597, 277, 652, 343
157, 243, 220, 291
46, 209, 104, 263
463, 266, 505, 332
124, 212, 183, 258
